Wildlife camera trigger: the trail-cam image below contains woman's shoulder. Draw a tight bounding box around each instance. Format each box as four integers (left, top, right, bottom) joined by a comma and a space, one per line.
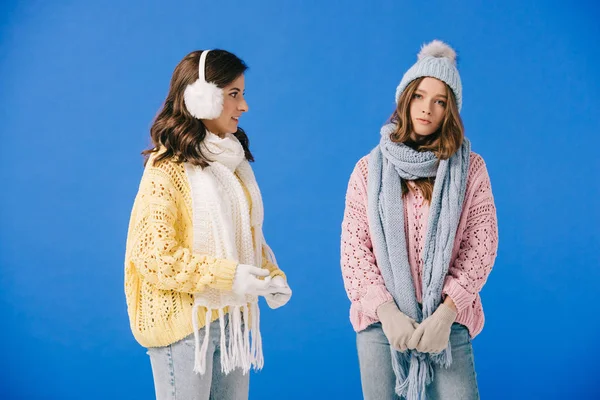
468, 151, 489, 177
146, 151, 186, 176
465, 151, 493, 195
141, 151, 189, 194
350, 154, 371, 181
355, 154, 370, 169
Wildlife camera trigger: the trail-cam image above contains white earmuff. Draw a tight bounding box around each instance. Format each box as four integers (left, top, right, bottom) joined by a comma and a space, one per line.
183, 50, 224, 120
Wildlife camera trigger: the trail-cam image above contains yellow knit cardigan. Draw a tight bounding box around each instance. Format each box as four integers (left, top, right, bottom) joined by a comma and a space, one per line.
124, 155, 284, 348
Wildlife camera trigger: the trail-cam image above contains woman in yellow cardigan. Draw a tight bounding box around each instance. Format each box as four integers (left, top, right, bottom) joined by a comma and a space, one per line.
124, 49, 292, 400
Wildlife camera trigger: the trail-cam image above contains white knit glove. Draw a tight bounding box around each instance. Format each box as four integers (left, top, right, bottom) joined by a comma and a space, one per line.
407, 303, 457, 353
231, 264, 272, 296
263, 276, 292, 309
377, 301, 419, 352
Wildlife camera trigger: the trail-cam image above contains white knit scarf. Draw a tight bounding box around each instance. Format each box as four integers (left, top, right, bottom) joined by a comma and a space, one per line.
184, 132, 267, 375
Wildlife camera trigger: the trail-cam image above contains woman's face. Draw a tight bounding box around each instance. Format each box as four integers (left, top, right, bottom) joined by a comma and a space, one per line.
202, 74, 248, 136
409, 77, 447, 140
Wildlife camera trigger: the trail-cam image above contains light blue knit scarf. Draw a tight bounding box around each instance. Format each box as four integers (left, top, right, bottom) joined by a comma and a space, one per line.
367, 123, 470, 399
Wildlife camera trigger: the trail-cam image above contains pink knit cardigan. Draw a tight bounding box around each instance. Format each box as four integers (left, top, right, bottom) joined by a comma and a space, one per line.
341, 152, 498, 337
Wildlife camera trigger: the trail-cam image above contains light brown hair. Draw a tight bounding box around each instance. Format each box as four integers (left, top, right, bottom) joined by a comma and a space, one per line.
390, 77, 464, 202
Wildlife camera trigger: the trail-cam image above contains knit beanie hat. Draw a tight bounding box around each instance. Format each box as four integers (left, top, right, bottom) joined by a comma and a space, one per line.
395, 40, 462, 111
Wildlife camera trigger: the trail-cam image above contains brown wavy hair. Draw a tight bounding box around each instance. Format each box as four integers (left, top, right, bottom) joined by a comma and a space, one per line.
142, 50, 253, 167
390, 77, 464, 202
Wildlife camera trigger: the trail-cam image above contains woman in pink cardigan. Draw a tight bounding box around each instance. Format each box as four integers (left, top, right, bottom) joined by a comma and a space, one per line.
340, 40, 498, 400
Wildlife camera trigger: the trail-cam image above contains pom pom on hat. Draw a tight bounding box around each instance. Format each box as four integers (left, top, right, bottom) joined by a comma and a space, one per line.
418, 40, 457, 65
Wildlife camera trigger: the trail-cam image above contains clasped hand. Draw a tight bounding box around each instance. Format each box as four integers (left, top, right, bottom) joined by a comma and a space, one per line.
377, 301, 457, 353
232, 264, 292, 309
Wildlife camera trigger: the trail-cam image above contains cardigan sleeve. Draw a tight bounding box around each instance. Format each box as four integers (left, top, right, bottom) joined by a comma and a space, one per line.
341, 157, 393, 331
126, 166, 238, 294
262, 242, 286, 280
443, 154, 499, 313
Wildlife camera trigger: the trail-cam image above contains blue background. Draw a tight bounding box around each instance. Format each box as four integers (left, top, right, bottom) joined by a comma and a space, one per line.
1, 0, 599, 399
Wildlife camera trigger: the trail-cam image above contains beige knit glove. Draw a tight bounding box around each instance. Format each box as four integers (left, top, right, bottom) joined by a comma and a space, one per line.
407, 303, 457, 353
377, 301, 419, 352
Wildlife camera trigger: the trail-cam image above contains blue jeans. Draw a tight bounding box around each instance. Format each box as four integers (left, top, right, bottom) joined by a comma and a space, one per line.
147, 316, 249, 400
357, 322, 479, 400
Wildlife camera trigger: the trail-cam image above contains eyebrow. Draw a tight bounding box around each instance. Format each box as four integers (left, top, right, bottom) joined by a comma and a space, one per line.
229, 87, 242, 92
415, 89, 447, 98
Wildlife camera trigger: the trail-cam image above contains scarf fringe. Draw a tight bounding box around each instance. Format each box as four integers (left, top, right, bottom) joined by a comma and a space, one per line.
193, 304, 213, 374
392, 350, 410, 396
250, 301, 264, 369
392, 348, 453, 400
191, 302, 263, 376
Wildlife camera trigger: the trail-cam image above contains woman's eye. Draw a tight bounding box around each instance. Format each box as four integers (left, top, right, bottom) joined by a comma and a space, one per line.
435, 99, 446, 107
230, 92, 238, 98
413, 94, 422, 99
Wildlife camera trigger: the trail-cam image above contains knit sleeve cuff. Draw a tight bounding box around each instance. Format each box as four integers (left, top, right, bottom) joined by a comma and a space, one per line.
209, 259, 239, 291
442, 277, 476, 314
361, 285, 394, 320
269, 269, 286, 280
261, 258, 286, 281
